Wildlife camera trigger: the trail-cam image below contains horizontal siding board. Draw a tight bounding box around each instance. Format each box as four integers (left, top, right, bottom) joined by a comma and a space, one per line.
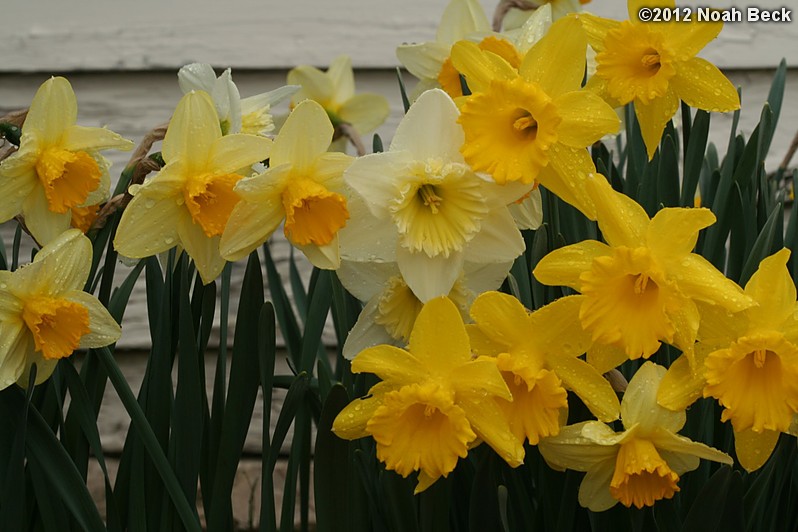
1, 1, 795, 72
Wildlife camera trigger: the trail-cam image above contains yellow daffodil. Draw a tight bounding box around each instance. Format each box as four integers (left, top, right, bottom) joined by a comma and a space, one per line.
114, 90, 272, 284
539, 362, 732, 512
287, 55, 389, 136
467, 291, 620, 445
0, 77, 133, 244
533, 175, 752, 373
333, 296, 524, 493
580, 0, 740, 159
658, 249, 798, 472
451, 16, 619, 218
0, 229, 121, 389
337, 257, 513, 359
219, 100, 353, 269
178, 63, 297, 136
341, 88, 529, 301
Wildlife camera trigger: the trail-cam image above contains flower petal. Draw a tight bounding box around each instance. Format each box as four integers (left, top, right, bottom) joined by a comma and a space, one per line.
114, 194, 184, 259
177, 214, 227, 284
436, 0, 490, 44
24, 77, 77, 145
464, 208, 525, 263
578, 460, 619, 512
162, 90, 221, 171
342, 298, 397, 360
652, 428, 733, 466
333, 394, 383, 440
672, 58, 740, 113
338, 93, 390, 134
0, 320, 29, 390
207, 134, 272, 175
327, 55, 356, 104
287, 65, 334, 105
656, 349, 707, 411
32, 228, 92, 292
351, 344, 426, 384
66, 291, 121, 348
647, 207, 716, 260
734, 428, 779, 472
621, 362, 685, 434
668, 19, 722, 59
745, 249, 796, 329
61, 125, 133, 153
296, 238, 340, 270
22, 186, 71, 246
390, 89, 463, 163
551, 355, 620, 422
538, 421, 618, 471
537, 146, 598, 219
533, 241, 611, 290
635, 88, 679, 160
520, 16, 587, 98
337, 194, 398, 262
468, 291, 531, 349
554, 91, 620, 148
271, 100, 333, 172
450, 41, 515, 94
178, 63, 218, 94
463, 260, 513, 294
586, 173, 649, 247
409, 296, 472, 370
586, 342, 629, 375
344, 151, 413, 219
671, 254, 752, 312
397, 245, 462, 302
578, 14, 621, 53
452, 360, 511, 401
459, 397, 524, 467
396, 42, 449, 80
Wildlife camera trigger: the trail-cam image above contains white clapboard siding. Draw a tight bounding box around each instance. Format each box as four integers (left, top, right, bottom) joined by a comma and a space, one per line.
1, 0, 795, 71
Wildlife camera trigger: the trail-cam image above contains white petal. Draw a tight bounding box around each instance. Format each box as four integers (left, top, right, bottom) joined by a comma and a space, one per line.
464, 208, 525, 263
336, 260, 399, 302
178, 63, 218, 94
337, 194, 398, 262
342, 298, 396, 360
241, 85, 300, 112
396, 42, 448, 80
327, 55, 355, 105
390, 89, 464, 163
296, 237, 340, 270
436, 0, 491, 44
397, 245, 462, 301
344, 151, 413, 219
462, 260, 512, 294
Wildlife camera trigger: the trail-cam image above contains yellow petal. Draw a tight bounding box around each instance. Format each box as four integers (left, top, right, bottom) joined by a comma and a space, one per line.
114, 194, 183, 259
538, 421, 619, 472
332, 394, 383, 440
207, 134, 272, 175
533, 241, 611, 290
468, 291, 530, 349
219, 199, 284, 262
578, 14, 621, 53
436, 0, 490, 44
586, 174, 649, 247
327, 55, 355, 104
587, 342, 629, 374
162, 91, 221, 171
459, 397, 524, 467
67, 291, 121, 348
451, 359, 512, 402
338, 93, 390, 134
668, 296, 700, 359
176, 214, 227, 285
621, 362, 685, 434
672, 58, 740, 113
734, 428, 779, 472
667, 19, 722, 60
0, 320, 30, 390
578, 460, 619, 512
635, 88, 679, 160
287, 65, 334, 106
24, 77, 77, 145
33, 228, 92, 293
408, 296, 472, 373
537, 146, 598, 219
520, 16, 587, 98
531, 295, 593, 355
554, 91, 620, 148
584, 74, 623, 109
0, 144, 38, 222
745, 249, 796, 329
351, 344, 425, 384
670, 254, 752, 312
550, 355, 620, 422
647, 207, 716, 260
271, 100, 333, 171
450, 41, 514, 94
61, 125, 133, 153
694, 301, 745, 345
656, 349, 707, 411
21, 186, 72, 245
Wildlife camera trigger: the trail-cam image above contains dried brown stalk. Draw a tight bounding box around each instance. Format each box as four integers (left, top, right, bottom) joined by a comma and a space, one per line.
492, 0, 539, 32
605, 369, 628, 394
338, 122, 367, 156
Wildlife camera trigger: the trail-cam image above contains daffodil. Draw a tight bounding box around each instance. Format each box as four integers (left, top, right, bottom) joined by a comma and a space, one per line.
533, 175, 752, 373
337, 255, 513, 359
658, 249, 798, 472
333, 296, 524, 493
467, 291, 620, 445
0, 229, 121, 389
286, 55, 389, 136
341, 88, 528, 301
451, 16, 619, 218
0, 77, 133, 244
539, 362, 732, 511
114, 90, 272, 284
178, 63, 297, 136
580, 0, 740, 159
219, 100, 353, 269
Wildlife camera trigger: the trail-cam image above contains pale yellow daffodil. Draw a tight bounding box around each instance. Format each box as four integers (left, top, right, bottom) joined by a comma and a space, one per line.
114, 90, 272, 284
0, 229, 121, 389
178, 63, 298, 136
467, 291, 620, 445
658, 249, 798, 472
333, 296, 524, 493
580, 0, 740, 159
219, 100, 353, 269
0, 77, 133, 244
539, 362, 732, 512
341, 88, 529, 301
451, 16, 619, 218
287, 55, 389, 136
533, 174, 752, 373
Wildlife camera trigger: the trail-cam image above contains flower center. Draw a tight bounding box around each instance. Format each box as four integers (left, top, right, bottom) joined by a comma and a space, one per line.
609, 438, 680, 508
22, 296, 90, 360
281, 178, 349, 246
389, 159, 488, 257
596, 21, 676, 105
184, 172, 243, 237
704, 333, 798, 433
367, 383, 476, 479
459, 77, 561, 185
35, 147, 102, 214
241, 107, 275, 136
579, 247, 675, 359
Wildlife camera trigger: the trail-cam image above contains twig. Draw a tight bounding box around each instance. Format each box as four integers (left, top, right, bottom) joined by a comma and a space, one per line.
778, 128, 798, 173
90, 123, 168, 231
337, 122, 367, 156
0, 108, 28, 128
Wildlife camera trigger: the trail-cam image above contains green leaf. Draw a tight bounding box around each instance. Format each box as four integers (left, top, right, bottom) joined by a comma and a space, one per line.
396, 67, 411, 113
657, 131, 680, 208
299, 269, 333, 374
739, 202, 783, 286
682, 465, 738, 532
681, 111, 710, 207
259, 303, 278, 532
314, 385, 353, 532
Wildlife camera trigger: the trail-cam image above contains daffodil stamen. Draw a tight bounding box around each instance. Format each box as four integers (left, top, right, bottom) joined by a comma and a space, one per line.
36, 147, 102, 214
282, 178, 350, 246
184, 172, 243, 238
609, 438, 680, 509
22, 296, 90, 361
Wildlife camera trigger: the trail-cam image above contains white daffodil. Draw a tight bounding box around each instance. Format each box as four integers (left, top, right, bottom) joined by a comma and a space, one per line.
178, 63, 298, 136
341, 88, 529, 301
337, 254, 513, 359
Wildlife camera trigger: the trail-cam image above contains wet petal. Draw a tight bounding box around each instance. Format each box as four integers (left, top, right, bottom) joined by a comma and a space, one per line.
460, 397, 524, 467
271, 100, 333, 171
647, 207, 716, 260
672, 58, 739, 113
551, 355, 620, 422
533, 241, 610, 290
24, 77, 77, 145
338, 94, 390, 134
734, 428, 780, 472
66, 291, 121, 348
621, 362, 685, 434
745, 249, 796, 329
555, 91, 620, 148
396, 42, 449, 80
634, 88, 679, 160
520, 16, 587, 97
162, 91, 221, 172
